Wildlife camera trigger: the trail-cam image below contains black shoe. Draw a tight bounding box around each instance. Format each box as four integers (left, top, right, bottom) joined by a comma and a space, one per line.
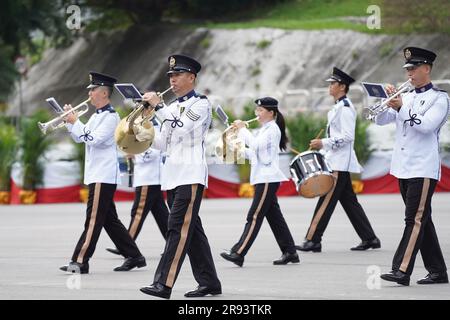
106, 247, 122, 256
114, 256, 146, 271
295, 240, 321, 252
220, 251, 244, 267
60, 262, 89, 274
417, 272, 449, 285
351, 237, 381, 251
380, 270, 410, 286
184, 285, 222, 298
273, 252, 300, 265
140, 283, 171, 299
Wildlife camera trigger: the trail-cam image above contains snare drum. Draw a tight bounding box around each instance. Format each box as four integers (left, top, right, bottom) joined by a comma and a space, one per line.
290, 151, 335, 198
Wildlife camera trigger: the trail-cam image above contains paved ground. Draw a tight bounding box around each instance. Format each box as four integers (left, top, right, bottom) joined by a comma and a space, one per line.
0, 193, 449, 300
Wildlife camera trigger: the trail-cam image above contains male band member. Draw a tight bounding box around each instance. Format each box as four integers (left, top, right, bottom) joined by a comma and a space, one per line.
220, 97, 299, 267
106, 119, 169, 256
297, 67, 380, 253
60, 72, 146, 274
378, 47, 449, 286
139, 55, 221, 299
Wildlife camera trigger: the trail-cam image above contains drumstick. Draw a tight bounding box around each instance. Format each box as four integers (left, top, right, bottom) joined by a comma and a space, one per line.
308, 129, 324, 151
290, 147, 301, 155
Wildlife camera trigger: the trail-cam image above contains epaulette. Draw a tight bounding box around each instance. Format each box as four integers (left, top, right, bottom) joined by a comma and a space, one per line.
342, 99, 350, 107
432, 86, 447, 93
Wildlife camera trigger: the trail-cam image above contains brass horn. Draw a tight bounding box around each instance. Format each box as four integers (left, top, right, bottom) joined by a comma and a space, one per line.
114, 86, 172, 154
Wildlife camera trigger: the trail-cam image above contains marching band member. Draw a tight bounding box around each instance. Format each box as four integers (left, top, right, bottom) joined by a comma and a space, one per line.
296, 67, 380, 253
60, 72, 146, 274
106, 118, 169, 256
378, 47, 449, 286
220, 97, 299, 267
139, 55, 221, 299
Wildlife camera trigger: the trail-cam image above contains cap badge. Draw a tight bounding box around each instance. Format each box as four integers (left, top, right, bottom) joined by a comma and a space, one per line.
405, 49, 412, 59
89, 74, 93, 82
169, 57, 176, 67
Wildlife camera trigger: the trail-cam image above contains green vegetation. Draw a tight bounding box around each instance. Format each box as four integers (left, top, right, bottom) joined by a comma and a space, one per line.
0, 119, 18, 191
286, 113, 327, 153
354, 116, 373, 165
204, 0, 374, 31
18, 110, 52, 190
379, 0, 450, 34
256, 39, 272, 49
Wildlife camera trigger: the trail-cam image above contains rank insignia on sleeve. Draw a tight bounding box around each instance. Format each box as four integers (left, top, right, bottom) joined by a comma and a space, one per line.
186, 109, 201, 121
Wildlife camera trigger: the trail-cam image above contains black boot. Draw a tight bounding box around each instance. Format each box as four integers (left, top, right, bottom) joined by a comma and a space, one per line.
417, 272, 449, 284
220, 251, 244, 267
295, 240, 321, 252
184, 285, 222, 298
140, 283, 172, 299
273, 252, 300, 265
380, 270, 410, 286
114, 256, 146, 271
350, 237, 381, 251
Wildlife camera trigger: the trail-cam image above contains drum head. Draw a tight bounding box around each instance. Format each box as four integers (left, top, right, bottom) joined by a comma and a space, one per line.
299, 174, 335, 198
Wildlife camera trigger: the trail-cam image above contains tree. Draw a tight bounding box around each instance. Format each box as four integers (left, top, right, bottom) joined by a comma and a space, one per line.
0, 0, 72, 101
378, 0, 450, 33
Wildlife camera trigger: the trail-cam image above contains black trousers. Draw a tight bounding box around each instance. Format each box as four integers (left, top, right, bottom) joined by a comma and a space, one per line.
305, 171, 377, 243
153, 184, 221, 289
392, 178, 447, 275
128, 185, 169, 241
72, 183, 142, 263
231, 182, 296, 256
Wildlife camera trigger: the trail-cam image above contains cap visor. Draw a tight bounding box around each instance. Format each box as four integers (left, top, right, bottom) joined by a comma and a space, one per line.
325, 77, 339, 82
402, 63, 416, 68
87, 84, 99, 89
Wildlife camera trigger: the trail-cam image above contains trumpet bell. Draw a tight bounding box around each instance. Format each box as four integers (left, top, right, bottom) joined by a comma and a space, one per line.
115, 117, 155, 154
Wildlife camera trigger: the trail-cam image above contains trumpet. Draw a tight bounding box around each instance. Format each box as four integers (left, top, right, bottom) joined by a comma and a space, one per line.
114, 86, 173, 154
364, 79, 412, 121
38, 99, 91, 134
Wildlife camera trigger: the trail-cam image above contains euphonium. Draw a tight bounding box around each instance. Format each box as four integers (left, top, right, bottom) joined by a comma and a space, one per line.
115, 86, 172, 154
215, 117, 259, 164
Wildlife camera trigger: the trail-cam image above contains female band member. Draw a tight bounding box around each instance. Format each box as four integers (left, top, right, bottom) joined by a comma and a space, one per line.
220, 97, 299, 267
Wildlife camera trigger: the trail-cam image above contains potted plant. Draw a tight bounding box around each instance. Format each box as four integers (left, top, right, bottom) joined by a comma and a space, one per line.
18, 110, 52, 204
0, 118, 17, 204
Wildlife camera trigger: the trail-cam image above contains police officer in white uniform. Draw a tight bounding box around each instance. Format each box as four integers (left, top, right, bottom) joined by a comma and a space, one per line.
60, 72, 146, 274
106, 120, 169, 256
378, 47, 449, 286
139, 55, 221, 299
297, 67, 380, 253
220, 97, 299, 267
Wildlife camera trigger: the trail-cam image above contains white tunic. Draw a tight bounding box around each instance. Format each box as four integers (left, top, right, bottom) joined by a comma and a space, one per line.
375, 85, 450, 180
133, 146, 162, 187
238, 120, 288, 185
66, 104, 121, 185
152, 93, 211, 191
321, 97, 362, 173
